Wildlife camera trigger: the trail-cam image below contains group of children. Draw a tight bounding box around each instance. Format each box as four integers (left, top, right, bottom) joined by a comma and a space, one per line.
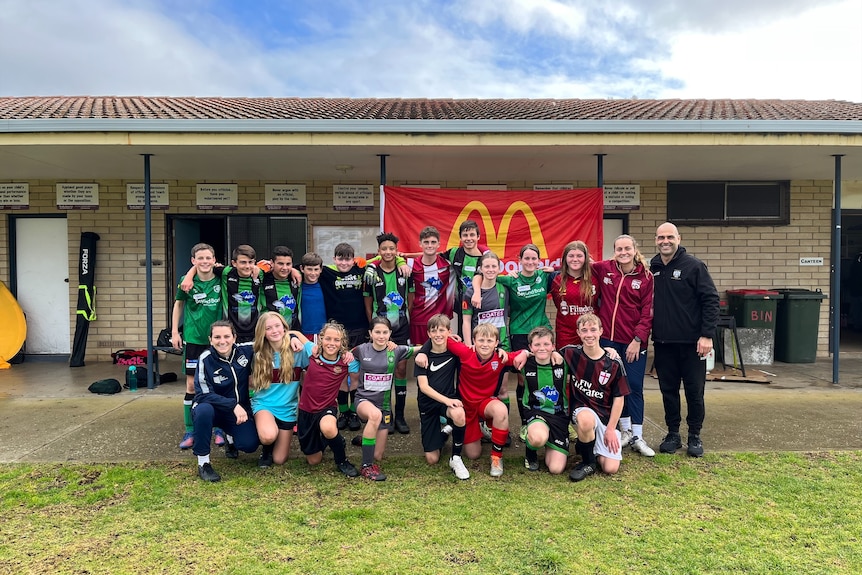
173, 221, 635, 483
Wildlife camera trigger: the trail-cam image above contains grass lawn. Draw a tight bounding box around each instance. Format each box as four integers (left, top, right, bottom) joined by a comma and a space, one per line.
1, 451, 860, 574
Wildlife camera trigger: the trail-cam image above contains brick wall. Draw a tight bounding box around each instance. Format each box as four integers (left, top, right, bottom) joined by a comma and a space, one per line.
0, 178, 845, 360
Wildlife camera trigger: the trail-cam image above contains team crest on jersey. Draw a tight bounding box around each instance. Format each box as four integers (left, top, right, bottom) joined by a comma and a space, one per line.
553, 368, 563, 379
398, 276, 406, 286
672, 269, 682, 280
535, 276, 542, 284
237, 355, 249, 367
632, 279, 642, 290
213, 285, 221, 293
491, 361, 499, 371
603, 275, 613, 285
333, 365, 343, 374
384, 291, 405, 307
598, 370, 611, 386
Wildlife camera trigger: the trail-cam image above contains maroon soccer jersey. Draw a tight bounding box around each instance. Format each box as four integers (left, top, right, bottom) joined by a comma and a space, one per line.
298, 354, 353, 413
560, 344, 630, 425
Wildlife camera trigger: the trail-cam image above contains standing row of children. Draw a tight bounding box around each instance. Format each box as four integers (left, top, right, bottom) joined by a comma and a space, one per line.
173, 220, 651, 482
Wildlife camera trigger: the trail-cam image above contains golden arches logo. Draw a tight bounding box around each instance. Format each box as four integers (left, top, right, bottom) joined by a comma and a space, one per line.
447, 200, 548, 257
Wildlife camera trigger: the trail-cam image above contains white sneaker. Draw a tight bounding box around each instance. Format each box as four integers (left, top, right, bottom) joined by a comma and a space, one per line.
619, 429, 634, 448
630, 436, 655, 457
449, 455, 470, 480
490, 455, 504, 477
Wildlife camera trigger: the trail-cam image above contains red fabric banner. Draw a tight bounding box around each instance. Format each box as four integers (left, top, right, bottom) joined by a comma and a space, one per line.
382, 186, 604, 270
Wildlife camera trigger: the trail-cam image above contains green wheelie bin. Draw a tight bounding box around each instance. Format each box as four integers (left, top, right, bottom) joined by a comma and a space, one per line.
774, 288, 826, 363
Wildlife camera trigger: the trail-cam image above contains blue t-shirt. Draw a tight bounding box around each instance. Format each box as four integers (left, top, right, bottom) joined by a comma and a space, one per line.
250, 341, 313, 421
300, 282, 326, 336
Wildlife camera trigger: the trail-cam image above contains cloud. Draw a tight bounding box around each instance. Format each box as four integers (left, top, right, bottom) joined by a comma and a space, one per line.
0, 0, 858, 101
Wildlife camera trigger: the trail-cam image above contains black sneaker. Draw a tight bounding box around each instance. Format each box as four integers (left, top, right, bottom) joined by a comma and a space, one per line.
394, 416, 410, 434
347, 412, 362, 431
524, 457, 540, 472
225, 441, 239, 459
687, 434, 704, 458
198, 463, 221, 482
360, 463, 387, 481
504, 433, 512, 448
336, 459, 359, 478
659, 432, 682, 454
568, 462, 596, 482
258, 447, 273, 468
351, 434, 362, 447
337, 412, 349, 430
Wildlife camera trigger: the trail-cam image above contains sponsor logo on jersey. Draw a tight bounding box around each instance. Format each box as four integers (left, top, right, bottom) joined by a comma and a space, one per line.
384, 291, 405, 308
430, 358, 453, 371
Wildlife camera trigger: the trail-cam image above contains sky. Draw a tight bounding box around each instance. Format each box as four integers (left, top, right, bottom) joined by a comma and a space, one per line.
1, 0, 860, 102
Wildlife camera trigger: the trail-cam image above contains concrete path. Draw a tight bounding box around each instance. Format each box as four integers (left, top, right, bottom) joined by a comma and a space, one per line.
1, 355, 860, 463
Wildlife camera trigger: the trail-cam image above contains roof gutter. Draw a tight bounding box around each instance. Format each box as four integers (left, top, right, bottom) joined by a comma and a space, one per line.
1, 118, 862, 135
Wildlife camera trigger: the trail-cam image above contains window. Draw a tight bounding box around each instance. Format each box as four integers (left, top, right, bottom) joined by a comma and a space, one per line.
667, 181, 789, 226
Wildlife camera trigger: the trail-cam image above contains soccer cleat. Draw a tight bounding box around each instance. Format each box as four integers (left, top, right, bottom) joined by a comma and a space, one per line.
449, 455, 470, 480
569, 462, 596, 482
490, 455, 504, 477
224, 441, 238, 459
213, 428, 226, 447
659, 432, 683, 454
394, 416, 410, 434
619, 429, 634, 448
524, 457, 540, 472
337, 412, 350, 430
351, 435, 362, 447
336, 459, 359, 478
687, 434, 704, 458
347, 412, 362, 431
504, 433, 512, 448
630, 436, 656, 457
360, 463, 387, 481
198, 463, 221, 482
258, 447, 273, 468
178, 432, 194, 450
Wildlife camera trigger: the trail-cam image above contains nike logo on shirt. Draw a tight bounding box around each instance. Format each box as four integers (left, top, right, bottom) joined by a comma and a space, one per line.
429, 358, 453, 372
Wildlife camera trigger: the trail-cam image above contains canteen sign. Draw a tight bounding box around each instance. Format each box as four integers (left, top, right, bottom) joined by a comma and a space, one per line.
382, 186, 604, 269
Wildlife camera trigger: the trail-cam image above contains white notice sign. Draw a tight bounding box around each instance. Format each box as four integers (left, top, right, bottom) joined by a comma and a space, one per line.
265, 184, 306, 210
799, 257, 824, 266
534, 184, 575, 191
0, 183, 29, 210
603, 184, 640, 210
57, 183, 99, 210
333, 184, 374, 211
197, 184, 238, 210
127, 183, 169, 210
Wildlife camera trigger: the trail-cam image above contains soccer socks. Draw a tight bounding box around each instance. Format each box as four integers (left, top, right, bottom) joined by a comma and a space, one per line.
619, 416, 633, 433
361, 437, 376, 467
632, 424, 644, 439
525, 444, 539, 465
183, 393, 194, 433
349, 389, 358, 414
576, 439, 597, 465
337, 390, 349, 414
490, 426, 508, 457
327, 434, 348, 464
451, 424, 465, 457
394, 378, 408, 419
514, 383, 526, 424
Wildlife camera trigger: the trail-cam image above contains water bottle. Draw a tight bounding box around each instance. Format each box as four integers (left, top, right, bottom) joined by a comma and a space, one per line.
127, 365, 138, 392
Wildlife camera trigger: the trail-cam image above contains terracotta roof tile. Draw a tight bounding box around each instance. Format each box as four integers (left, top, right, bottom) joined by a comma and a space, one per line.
0, 96, 860, 121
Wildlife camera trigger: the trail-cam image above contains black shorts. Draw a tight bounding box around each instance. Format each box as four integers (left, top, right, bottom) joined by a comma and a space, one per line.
275, 416, 295, 431
524, 409, 570, 454
235, 332, 254, 344
297, 406, 338, 455
419, 403, 450, 453
391, 323, 410, 346
509, 334, 529, 352
183, 343, 209, 376
347, 328, 368, 349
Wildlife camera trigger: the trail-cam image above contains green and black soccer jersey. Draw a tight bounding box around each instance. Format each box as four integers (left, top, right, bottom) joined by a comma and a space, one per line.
175, 276, 222, 345
497, 270, 553, 335
521, 356, 568, 416
261, 272, 300, 329
444, 247, 482, 301
220, 266, 262, 337
363, 265, 414, 331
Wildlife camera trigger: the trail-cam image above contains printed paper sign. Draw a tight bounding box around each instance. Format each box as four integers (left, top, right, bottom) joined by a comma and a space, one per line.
57, 183, 99, 210
127, 183, 169, 210
603, 184, 640, 210
197, 184, 238, 210
265, 184, 306, 210
333, 184, 374, 211
0, 183, 29, 210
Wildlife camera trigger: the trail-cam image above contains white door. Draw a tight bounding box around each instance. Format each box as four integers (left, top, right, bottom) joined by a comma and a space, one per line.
602, 217, 625, 260
15, 218, 71, 354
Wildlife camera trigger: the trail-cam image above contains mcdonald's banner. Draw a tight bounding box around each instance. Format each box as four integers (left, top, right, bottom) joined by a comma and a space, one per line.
382, 186, 604, 270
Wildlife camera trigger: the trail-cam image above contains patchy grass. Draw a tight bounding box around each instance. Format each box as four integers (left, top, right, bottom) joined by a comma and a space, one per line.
1, 452, 861, 574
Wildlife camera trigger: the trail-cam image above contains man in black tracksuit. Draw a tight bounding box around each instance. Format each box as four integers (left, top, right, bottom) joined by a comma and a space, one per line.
650, 222, 719, 458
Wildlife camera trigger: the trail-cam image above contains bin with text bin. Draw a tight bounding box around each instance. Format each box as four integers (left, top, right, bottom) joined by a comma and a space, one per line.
725, 290, 783, 365
774, 288, 826, 363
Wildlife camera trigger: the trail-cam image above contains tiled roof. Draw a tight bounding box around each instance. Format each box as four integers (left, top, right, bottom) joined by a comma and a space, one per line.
0, 96, 860, 121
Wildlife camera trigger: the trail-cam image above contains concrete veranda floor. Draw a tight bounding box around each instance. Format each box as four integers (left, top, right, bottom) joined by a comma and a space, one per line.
1, 354, 861, 463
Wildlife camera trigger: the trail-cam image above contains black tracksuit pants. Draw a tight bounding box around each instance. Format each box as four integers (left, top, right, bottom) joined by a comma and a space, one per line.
653, 342, 706, 436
